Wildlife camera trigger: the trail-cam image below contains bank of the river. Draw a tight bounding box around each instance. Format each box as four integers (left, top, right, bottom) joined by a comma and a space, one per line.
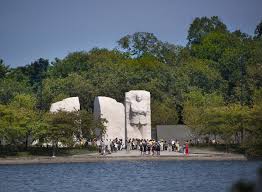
0, 148, 247, 165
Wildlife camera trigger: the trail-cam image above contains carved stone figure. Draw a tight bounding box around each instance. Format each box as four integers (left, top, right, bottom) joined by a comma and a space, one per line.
125, 90, 151, 139
94, 96, 125, 140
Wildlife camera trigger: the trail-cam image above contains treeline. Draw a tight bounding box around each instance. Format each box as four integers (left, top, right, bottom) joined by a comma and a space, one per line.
0, 16, 261, 156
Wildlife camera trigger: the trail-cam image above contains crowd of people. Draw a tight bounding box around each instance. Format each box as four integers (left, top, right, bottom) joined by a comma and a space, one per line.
94, 138, 189, 156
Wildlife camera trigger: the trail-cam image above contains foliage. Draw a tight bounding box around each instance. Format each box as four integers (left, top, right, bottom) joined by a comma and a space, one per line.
0, 59, 8, 79
187, 16, 228, 45
254, 20, 262, 38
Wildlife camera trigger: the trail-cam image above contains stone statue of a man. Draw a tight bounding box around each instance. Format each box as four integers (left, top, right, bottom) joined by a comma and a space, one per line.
130, 95, 148, 126
125, 90, 151, 139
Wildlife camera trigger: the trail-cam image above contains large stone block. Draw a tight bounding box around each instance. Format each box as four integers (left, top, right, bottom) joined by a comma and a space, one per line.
125, 90, 151, 139
94, 96, 125, 140
50, 97, 80, 113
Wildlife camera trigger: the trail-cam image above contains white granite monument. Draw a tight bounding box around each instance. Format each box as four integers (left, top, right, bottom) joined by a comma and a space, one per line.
125, 90, 151, 139
94, 96, 125, 140
93, 91, 151, 141
50, 97, 80, 113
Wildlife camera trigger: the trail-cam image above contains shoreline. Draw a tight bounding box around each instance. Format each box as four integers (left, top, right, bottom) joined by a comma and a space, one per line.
0, 154, 247, 165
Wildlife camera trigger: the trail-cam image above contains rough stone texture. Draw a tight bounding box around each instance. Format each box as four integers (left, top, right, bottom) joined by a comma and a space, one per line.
50, 97, 80, 113
94, 96, 125, 140
125, 90, 151, 139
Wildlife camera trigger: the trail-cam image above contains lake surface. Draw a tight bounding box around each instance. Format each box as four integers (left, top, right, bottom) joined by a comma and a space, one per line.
0, 160, 261, 192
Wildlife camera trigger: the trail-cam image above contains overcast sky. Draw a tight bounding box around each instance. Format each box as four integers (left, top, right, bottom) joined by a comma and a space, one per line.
0, 0, 261, 67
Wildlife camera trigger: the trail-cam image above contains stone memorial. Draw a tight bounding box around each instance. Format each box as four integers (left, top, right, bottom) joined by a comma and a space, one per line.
125, 90, 151, 139
50, 97, 80, 113
93, 90, 151, 141
94, 96, 125, 140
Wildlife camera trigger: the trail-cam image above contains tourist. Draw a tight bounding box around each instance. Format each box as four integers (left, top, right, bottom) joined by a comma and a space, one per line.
168, 140, 172, 152
126, 139, 131, 153
114, 140, 118, 152
175, 141, 180, 152
142, 140, 147, 155
182, 142, 186, 154
101, 139, 106, 155
171, 139, 175, 151
185, 141, 189, 156
105, 139, 109, 154
139, 140, 143, 155
152, 140, 156, 156
156, 141, 161, 155
147, 140, 151, 155
160, 140, 164, 151
110, 140, 114, 153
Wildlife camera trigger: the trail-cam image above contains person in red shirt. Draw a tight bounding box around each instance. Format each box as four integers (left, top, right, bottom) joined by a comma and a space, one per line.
185, 141, 189, 156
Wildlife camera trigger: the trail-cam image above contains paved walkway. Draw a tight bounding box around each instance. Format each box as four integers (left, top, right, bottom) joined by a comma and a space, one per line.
0, 148, 246, 165
73, 147, 244, 159
105, 148, 236, 157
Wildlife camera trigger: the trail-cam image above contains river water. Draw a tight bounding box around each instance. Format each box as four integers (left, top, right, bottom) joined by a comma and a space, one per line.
0, 160, 261, 192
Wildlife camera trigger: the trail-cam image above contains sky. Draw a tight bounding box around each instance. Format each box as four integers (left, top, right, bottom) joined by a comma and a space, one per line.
0, 0, 261, 67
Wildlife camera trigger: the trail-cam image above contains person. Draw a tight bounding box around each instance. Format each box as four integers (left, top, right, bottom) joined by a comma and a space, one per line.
139, 140, 143, 155
182, 142, 186, 154
147, 140, 151, 155
171, 139, 175, 151
96, 139, 101, 153
142, 140, 147, 155
185, 141, 189, 156
126, 139, 131, 153
101, 139, 105, 155
168, 140, 172, 152
175, 141, 180, 152
156, 141, 161, 155
152, 140, 155, 156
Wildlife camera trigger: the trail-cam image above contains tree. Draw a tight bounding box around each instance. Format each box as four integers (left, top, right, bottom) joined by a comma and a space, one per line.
39, 111, 79, 156
118, 32, 181, 65
0, 78, 32, 105
187, 16, 228, 45
243, 89, 262, 157
0, 59, 8, 79
118, 32, 160, 57
151, 98, 179, 127
183, 90, 224, 137
79, 110, 107, 141
0, 94, 37, 147
254, 20, 262, 38
9, 94, 37, 148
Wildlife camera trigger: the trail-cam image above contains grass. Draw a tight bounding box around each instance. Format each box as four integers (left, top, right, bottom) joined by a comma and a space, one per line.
0, 145, 98, 158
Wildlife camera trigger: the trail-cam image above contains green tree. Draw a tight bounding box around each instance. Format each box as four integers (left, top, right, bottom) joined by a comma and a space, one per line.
151, 98, 179, 127
39, 111, 79, 156
118, 32, 181, 65
0, 59, 8, 79
0, 78, 32, 105
254, 20, 262, 38
183, 90, 224, 137
244, 89, 262, 156
187, 16, 228, 45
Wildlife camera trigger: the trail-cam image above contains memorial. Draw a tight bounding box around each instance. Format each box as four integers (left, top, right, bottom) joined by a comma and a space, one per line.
125, 90, 151, 139
50, 97, 80, 113
94, 90, 151, 141
93, 96, 125, 140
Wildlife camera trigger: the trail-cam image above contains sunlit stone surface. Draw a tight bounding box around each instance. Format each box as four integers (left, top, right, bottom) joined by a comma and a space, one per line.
94, 96, 125, 140
50, 97, 80, 112
125, 90, 151, 139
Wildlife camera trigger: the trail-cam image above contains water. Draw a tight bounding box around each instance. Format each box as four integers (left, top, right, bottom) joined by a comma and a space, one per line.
0, 160, 261, 192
